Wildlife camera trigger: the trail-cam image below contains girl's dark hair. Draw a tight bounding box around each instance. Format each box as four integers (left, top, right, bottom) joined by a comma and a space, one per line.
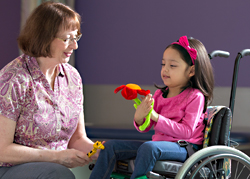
156, 37, 214, 112
18, 1, 81, 57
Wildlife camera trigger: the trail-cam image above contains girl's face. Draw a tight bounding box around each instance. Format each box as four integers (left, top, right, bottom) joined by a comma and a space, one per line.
50, 28, 79, 64
161, 47, 195, 91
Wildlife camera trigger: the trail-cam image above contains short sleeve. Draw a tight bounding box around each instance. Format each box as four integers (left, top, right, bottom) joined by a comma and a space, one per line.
0, 78, 21, 121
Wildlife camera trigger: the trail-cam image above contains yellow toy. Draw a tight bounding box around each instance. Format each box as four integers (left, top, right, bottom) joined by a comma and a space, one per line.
87, 141, 105, 157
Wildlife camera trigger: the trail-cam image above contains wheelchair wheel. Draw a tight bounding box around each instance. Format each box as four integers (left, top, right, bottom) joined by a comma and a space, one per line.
189, 153, 250, 178
175, 146, 250, 179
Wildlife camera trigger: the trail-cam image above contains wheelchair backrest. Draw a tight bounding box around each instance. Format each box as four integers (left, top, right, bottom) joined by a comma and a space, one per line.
203, 106, 232, 148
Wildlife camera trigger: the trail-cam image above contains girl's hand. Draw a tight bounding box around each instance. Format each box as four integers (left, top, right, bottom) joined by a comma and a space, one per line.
150, 109, 159, 122
57, 149, 92, 168
134, 94, 154, 125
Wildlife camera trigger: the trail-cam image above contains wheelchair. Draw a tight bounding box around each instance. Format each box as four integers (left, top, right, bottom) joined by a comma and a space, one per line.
111, 106, 250, 179
109, 50, 250, 179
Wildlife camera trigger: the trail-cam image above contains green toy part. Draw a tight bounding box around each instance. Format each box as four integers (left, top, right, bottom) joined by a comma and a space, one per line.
133, 98, 154, 131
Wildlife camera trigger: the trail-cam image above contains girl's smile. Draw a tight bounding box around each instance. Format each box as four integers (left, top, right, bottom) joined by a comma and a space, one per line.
162, 74, 170, 79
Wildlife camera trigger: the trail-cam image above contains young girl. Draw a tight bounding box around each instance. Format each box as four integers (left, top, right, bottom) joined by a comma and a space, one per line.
89, 36, 214, 179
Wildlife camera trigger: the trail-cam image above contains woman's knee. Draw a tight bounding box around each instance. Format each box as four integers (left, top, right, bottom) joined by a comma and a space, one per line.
42, 162, 75, 179
0, 162, 75, 179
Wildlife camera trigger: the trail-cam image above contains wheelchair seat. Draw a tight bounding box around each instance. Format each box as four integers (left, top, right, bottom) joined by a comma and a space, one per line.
112, 106, 232, 179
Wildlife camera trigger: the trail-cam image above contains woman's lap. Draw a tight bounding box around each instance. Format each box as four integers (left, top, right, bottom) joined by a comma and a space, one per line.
0, 162, 75, 179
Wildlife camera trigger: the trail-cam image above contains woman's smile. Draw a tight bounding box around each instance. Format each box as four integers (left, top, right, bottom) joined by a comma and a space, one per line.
64, 52, 72, 57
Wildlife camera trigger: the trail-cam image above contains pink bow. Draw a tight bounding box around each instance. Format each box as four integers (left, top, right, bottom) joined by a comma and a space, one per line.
172, 36, 197, 65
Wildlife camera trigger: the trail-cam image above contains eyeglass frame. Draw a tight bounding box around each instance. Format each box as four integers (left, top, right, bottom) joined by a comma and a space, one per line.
56, 33, 82, 44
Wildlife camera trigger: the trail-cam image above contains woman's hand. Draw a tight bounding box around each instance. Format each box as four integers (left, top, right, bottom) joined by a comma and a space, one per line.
57, 149, 92, 168
134, 94, 154, 125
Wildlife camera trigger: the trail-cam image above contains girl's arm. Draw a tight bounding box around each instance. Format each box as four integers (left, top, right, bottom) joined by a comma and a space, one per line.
154, 93, 205, 139
0, 114, 91, 168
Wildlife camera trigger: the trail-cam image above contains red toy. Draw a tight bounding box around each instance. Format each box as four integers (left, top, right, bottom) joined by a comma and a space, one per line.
114, 83, 154, 131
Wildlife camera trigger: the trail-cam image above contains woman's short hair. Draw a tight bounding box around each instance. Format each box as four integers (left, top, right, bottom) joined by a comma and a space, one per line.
18, 1, 81, 57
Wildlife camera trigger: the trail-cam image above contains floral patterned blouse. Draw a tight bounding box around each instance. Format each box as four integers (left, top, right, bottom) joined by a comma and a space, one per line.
0, 54, 83, 166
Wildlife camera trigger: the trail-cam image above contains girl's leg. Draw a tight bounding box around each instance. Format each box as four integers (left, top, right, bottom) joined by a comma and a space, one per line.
0, 162, 75, 179
89, 140, 144, 179
130, 141, 187, 179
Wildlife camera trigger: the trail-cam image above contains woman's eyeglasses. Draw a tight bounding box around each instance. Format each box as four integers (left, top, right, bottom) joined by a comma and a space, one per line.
57, 34, 82, 45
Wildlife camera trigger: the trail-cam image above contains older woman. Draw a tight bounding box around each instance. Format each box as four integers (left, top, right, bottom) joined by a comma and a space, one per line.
0, 2, 96, 178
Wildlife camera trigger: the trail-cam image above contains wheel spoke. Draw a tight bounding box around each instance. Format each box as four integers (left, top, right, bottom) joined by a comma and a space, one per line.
235, 165, 245, 179
247, 173, 250, 179
175, 146, 250, 179
201, 166, 208, 179
188, 154, 250, 179
234, 161, 239, 178
209, 160, 218, 179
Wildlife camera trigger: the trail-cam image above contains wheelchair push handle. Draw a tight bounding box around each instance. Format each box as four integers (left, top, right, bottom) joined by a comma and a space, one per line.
209, 50, 230, 59
229, 49, 250, 118
240, 49, 250, 57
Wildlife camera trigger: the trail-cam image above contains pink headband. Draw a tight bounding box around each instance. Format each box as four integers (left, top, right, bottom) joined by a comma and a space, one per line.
171, 36, 197, 65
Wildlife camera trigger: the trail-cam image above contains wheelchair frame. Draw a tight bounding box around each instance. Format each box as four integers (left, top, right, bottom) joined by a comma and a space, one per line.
109, 50, 250, 179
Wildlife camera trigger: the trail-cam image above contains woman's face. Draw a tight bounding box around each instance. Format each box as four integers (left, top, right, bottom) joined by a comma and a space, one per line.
50, 28, 79, 64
